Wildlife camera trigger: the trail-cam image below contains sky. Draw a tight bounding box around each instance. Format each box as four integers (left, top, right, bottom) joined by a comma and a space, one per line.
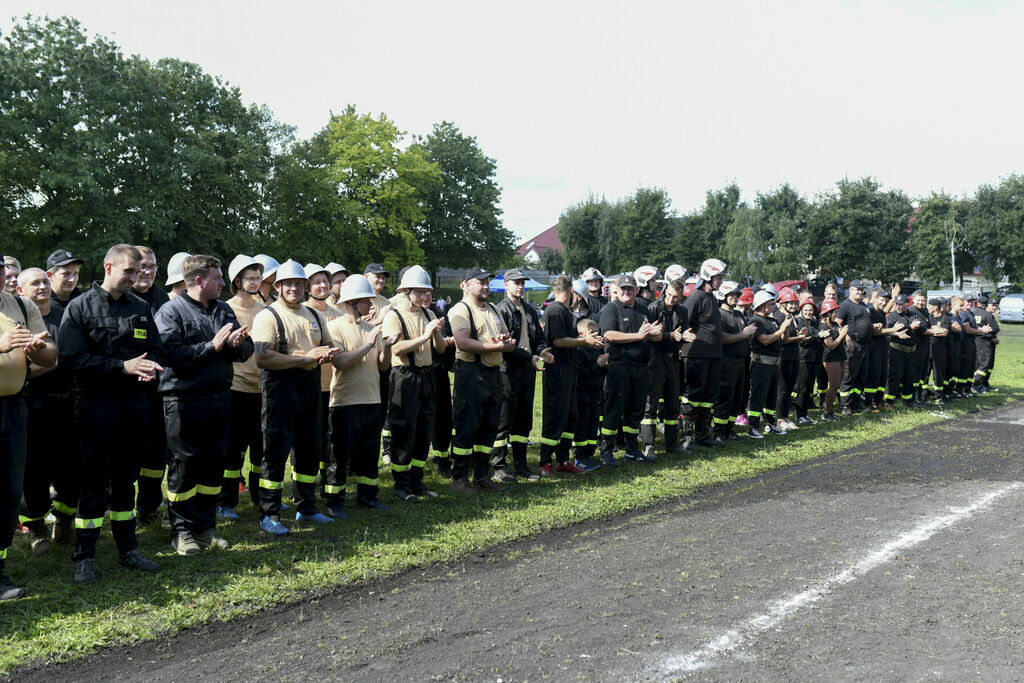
2, 0, 1022, 243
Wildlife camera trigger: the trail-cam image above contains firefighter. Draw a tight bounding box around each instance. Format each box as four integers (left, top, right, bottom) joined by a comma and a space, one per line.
327, 274, 396, 513
251, 259, 338, 535
680, 259, 727, 447
641, 278, 693, 458
793, 297, 828, 424
746, 290, 791, 438
0, 256, 56, 599
493, 268, 551, 481
381, 266, 446, 501
303, 263, 343, 499
156, 255, 253, 555
598, 273, 662, 465
45, 248, 84, 307
834, 280, 873, 415
253, 254, 279, 304
448, 268, 514, 494
973, 295, 999, 392
581, 267, 607, 317
865, 288, 892, 410
633, 265, 659, 313
713, 282, 756, 439
221, 255, 266, 519
883, 294, 917, 407
324, 262, 350, 306
773, 287, 808, 431
59, 244, 164, 584
164, 251, 191, 300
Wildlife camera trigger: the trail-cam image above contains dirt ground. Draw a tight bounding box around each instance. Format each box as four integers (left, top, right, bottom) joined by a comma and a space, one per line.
23, 401, 1024, 681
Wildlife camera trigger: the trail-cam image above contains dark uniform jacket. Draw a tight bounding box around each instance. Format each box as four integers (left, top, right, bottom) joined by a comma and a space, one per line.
648, 298, 686, 357
496, 297, 545, 364
155, 293, 254, 396
680, 288, 722, 358
59, 282, 164, 398
25, 301, 71, 398
134, 285, 171, 314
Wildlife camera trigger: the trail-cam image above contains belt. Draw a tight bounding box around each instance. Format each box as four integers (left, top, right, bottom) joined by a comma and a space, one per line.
889, 342, 916, 353
455, 359, 499, 371
751, 353, 780, 366
399, 365, 433, 375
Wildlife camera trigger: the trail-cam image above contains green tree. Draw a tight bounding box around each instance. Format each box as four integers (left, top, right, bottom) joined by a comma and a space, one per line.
412, 121, 512, 278
910, 193, 972, 287
617, 187, 675, 269
723, 206, 769, 284
970, 175, 1024, 288
676, 183, 742, 273
536, 247, 564, 274
558, 195, 605, 276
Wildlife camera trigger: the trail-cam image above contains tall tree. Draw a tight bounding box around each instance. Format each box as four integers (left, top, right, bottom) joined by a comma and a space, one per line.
412, 121, 512, 278
616, 187, 676, 270
723, 206, 769, 284
911, 193, 972, 287
558, 195, 605, 276
676, 183, 742, 273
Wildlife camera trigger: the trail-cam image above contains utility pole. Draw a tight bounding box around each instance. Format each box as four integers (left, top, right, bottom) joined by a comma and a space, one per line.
943, 208, 967, 289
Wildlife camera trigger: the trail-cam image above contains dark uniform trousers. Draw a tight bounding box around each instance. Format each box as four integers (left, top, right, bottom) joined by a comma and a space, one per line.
223, 390, 262, 509
451, 361, 502, 481
386, 366, 436, 491
431, 364, 453, 464
600, 361, 646, 455
793, 360, 818, 420
774, 358, 799, 420
713, 357, 745, 436
975, 339, 995, 389
493, 359, 536, 472
574, 378, 601, 460
318, 391, 331, 492
944, 340, 959, 397
0, 396, 28, 573
73, 395, 146, 561
642, 352, 681, 450
328, 403, 381, 504
136, 386, 167, 517
540, 361, 578, 466
866, 338, 888, 406
19, 393, 78, 531
682, 357, 722, 439
958, 339, 975, 388
885, 344, 916, 405
913, 343, 931, 401
839, 338, 869, 410
928, 342, 947, 398
747, 359, 778, 429
164, 393, 229, 536
259, 367, 322, 518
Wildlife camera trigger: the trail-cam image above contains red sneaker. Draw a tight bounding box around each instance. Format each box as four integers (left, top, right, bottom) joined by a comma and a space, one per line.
239, 482, 249, 494
16, 523, 29, 534
554, 461, 586, 474
539, 463, 556, 477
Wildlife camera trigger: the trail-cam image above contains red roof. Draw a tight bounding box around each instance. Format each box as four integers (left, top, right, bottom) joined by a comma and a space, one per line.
517, 222, 562, 256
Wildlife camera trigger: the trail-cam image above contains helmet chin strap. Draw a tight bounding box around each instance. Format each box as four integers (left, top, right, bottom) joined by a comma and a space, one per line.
310, 292, 329, 301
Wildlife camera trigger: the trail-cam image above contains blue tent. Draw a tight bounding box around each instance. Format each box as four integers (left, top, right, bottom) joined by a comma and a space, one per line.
488, 274, 551, 292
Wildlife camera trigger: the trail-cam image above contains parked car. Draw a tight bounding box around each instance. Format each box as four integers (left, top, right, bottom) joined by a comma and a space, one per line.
998, 294, 1024, 323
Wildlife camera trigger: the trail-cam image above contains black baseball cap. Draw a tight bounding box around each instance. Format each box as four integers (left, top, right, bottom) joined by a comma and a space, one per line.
876, 288, 890, 298
895, 294, 910, 304
364, 263, 389, 276
503, 268, 527, 282
928, 298, 942, 306
462, 267, 493, 283
47, 248, 84, 271
848, 279, 868, 289
615, 273, 638, 288
977, 295, 990, 305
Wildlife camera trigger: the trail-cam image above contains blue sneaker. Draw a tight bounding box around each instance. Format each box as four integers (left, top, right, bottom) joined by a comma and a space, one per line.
573, 457, 601, 472
215, 506, 239, 520
327, 504, 348, 520
259, 517, 290, 536
601, 452, 619, 468
296, 511, 334, 524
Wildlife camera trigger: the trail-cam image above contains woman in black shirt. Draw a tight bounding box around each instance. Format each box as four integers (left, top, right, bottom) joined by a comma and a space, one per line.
794, 299, 828, 424
819, 299, 849, 421
745, 291, 792, 439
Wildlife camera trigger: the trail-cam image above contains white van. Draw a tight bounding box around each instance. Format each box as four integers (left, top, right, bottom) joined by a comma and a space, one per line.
999, 294, 1024, 323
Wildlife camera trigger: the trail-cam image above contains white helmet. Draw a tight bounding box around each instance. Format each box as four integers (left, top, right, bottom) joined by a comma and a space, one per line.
164, 252, 191, 286
304, 263, 329, 281
752, 290, 775, 311
698, 258, 727, 283
397, 265, 432, 291
662, 264, 686, 284
633, 265, 659, 288
581, 267, 604, 282
325, 262, 350, 277
228, 254, 263, 294
337, 273, 377, 303
760, 283, 776, 295
253, 254, 280, 282
572, 279, 588, 298
275, 259, 307, 283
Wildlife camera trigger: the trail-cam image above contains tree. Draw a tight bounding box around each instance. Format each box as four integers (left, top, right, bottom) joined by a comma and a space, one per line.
617, 187, 676, 269
536, 248, 564, 274
558, 195, 604, 276
911, 193, 972, 287
723, 206, 769, 284
676, 183, 743, 273
412, 121, 513, 278
970, 175, 1024, 288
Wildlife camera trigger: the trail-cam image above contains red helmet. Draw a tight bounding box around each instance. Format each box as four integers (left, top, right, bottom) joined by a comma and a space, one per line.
777, 287, 798, 304
819, 299, 840, 315
737, 287, 754, 305
800, 298, 818, 314
683, 282, 696, 297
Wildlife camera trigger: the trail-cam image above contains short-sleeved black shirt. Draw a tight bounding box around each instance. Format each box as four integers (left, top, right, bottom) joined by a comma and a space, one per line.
750, 314, 782, 357
648, 298, 687, 356
774, 310, 801, 360
822, 322, 848, 362
680, 288, 722, 359
836, 299, 873, 342
886, 310, 915, 350
599, 299, 653, 364
794, 315, 822, 362
720, 306, 750, 359
543, 300, 577, 365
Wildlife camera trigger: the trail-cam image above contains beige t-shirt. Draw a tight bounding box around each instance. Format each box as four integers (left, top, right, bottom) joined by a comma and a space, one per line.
306, 300, 342, 392
251, 300, 332, 370
328, 316, 381, 407
382, 302, 436, 368
227, 294, 266, 393
362, 293, 392, 326
449, 298, 508, 367
0, 293, 46, 396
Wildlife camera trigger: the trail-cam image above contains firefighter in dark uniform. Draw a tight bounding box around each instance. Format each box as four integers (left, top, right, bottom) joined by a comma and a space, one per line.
865, 289, 891, 410
581, 267, 607, 317
59, 244, 164, 584
746, 290, 791, 438
598, 273, 662, 465
156, 255, 253, 555
925, 298, 951, 403
834, 280, 873, 414
0, 257, 56, 600
908, 290, 932, 406
883, 294, 917, 407
680, 259, 727, 447
45, 248, 84, 307
429, 308, 456, 478
132, 245, 172, 527
973, 295, 999, 392
773, 287, 808, 431
449, 268, 514, 494
15, 268, 75, 556
492, 268, 550, 482
641, 278, 693, 458
713, 282, 756, 440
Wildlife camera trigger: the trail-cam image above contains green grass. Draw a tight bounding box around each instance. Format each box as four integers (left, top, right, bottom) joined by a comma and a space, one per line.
4, 326, 1023, 673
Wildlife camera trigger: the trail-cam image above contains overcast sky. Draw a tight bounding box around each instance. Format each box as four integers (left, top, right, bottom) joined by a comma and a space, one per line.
3, 0, 1022, 243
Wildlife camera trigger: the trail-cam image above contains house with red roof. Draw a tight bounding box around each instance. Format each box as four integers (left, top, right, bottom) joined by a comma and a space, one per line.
516, 222, 562, 264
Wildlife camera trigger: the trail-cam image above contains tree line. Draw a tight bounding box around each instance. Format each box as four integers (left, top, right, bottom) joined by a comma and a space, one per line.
0, 16, 515, 279
559, 178, 1024, 291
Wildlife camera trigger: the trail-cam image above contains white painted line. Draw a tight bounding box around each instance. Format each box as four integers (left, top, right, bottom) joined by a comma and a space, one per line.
655, 482, 1024, 676
970, 417, 1024, 426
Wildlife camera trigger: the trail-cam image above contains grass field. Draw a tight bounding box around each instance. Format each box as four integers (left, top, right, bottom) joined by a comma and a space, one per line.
3, 326, 1023, 673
